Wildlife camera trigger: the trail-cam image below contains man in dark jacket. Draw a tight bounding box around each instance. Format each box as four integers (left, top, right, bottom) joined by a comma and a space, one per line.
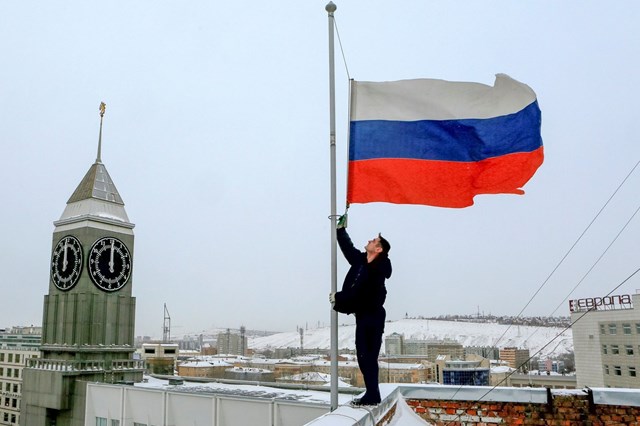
331, 217, 392, 406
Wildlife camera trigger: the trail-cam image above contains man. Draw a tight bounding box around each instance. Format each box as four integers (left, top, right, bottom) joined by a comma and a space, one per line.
330, 215, 391, 406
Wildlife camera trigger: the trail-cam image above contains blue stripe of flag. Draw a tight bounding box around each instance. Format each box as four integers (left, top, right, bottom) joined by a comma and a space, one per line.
349, 100, 542, 162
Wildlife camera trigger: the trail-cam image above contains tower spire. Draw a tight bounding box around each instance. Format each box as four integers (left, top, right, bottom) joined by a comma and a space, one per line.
96, 102, 106, 163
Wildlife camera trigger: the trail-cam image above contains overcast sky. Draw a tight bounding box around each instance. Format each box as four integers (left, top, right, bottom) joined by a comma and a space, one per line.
1, 1, 639, 338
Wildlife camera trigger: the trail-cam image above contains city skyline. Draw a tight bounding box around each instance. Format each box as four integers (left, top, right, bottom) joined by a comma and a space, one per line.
2, 1, 639, 337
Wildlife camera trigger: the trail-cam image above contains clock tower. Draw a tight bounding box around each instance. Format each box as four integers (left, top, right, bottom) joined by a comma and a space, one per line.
21, 104, 144, 426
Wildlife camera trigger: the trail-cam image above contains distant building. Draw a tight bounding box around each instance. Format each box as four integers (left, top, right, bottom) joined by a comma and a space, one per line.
224, 367, 275, 382
141, 343, 179, 375
571, 292, 640, 388
177, 358, 232, 378
384, 333, 404, 355
434, 354, 490, 386
538, 359, 565, 374
0, 327, 41, 349
499, 347, 530, 372
0, 327, 41, 426
217, 329, 248, 356
465, 346, 500, 360
384, 334, 463, 362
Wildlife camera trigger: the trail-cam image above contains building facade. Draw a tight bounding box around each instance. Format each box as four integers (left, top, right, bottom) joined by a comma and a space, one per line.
434, 354, 490, 386
216, 330, 248, 356
571, 292, 640, 388
499, 347, 530, 372
0, 328, 41, 426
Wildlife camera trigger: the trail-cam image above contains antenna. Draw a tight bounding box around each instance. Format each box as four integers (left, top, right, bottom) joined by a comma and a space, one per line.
299, 327, 304, 355
163, 303, 171, 343
96, 102, 106, 163
240, 326, 246, 356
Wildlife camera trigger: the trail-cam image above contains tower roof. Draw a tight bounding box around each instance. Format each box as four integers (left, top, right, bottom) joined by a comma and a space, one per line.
54, 102, 133, 229
56, 161, 131, 227
67, 161, 124, 205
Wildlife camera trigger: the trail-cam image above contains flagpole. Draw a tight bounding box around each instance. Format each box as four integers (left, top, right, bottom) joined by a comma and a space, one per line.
325, 0, 339, 411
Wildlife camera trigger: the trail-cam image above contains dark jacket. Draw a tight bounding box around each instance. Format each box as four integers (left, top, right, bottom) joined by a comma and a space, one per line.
333, 228, 392, 315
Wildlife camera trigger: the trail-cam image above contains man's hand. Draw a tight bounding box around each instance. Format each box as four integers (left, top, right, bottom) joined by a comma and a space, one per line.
336, 214, 348, 229
329, 292, 336, 305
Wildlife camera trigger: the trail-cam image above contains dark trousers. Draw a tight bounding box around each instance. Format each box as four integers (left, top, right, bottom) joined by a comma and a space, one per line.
355, 308, 385, 401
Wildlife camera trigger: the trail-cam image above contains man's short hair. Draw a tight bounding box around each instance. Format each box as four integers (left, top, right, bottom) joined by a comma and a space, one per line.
378, 233, 391, 255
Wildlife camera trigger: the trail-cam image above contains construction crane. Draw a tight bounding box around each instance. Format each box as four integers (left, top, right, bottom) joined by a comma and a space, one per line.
163, 303, 171, 343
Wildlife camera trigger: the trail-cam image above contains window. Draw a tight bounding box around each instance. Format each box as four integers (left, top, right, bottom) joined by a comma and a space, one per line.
111, 420, 120, 426
600, 324, 606, 334
11, 399, 16, 409
611, 345, 620, 355
14, 355, 19, 364
4, 383, 9, 392
11, 414, 15, 424
0, 368, 3, 377
605, 365, 610, 375
12, 384, 17, 393
133, 423, 147, 426
623, 324, 632, 334
0, 354, 3, 362
626, 345, 634, 355
13, 369, 18, 378
614, 366, 622, 376
630, 367, 637, 377
6, 354, 12, 363
636, 323, 640, 334
609, 324, 617, 334
602, 345, 608, 354
96, 417, 107, 426
4, 370, 9, 379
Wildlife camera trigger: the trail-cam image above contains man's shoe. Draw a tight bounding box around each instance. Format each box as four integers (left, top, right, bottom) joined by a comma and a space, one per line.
351, 397, 380, 407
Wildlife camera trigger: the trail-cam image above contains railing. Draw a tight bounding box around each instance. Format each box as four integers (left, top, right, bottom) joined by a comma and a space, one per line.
27, 358, 145, 372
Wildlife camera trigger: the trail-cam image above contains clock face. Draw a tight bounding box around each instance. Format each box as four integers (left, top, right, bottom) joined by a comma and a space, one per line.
51, 235, 83, 291
88, 237, 132, 292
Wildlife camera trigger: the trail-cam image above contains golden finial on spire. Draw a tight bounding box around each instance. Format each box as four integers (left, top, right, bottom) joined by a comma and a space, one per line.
99, 102, 106, 117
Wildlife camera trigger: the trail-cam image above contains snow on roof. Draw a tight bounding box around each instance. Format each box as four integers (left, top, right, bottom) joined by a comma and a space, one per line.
491, 365, 516, 374
136, 375, 354, 405
179, 360, 232, 368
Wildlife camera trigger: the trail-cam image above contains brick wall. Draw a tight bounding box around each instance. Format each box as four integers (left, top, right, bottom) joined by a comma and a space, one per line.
406, 393, 640, 425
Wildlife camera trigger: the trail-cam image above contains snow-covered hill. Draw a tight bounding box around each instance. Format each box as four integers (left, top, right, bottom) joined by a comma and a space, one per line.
248, 318, 573, 359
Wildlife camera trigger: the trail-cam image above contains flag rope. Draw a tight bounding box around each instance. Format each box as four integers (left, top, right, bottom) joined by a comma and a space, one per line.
333, 17, 351, 80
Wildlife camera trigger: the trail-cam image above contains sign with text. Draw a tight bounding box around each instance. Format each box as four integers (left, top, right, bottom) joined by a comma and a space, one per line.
569, 294, 633, 313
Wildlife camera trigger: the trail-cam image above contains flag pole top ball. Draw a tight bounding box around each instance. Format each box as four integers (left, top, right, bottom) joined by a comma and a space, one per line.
326, 2, 336, 13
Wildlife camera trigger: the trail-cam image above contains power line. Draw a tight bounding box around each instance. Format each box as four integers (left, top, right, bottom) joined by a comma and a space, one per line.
443, 266, 640, 426
491, 159, 640, 349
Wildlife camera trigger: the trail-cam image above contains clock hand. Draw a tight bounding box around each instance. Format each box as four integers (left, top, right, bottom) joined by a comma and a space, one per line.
62, 239, 69, 272
109, 240, 115, 273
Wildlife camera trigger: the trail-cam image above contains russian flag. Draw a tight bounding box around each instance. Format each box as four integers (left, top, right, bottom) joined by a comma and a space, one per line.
347, 74, 544, 208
